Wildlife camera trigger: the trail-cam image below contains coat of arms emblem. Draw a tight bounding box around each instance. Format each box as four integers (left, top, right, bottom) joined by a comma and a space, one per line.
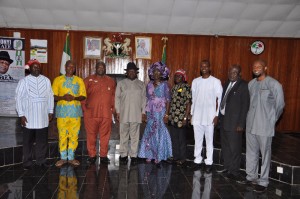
103, 33, 132, 58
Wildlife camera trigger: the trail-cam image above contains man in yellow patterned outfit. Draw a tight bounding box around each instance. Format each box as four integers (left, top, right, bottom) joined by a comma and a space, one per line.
52, 60, 86, 167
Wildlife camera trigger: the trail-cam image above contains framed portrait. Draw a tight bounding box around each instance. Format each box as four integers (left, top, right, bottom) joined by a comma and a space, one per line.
135, 36, 152, 59
83, 37, 102, 59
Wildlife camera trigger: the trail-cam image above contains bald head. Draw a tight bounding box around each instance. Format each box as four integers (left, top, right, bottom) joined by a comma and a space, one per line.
228, 64, 241, 82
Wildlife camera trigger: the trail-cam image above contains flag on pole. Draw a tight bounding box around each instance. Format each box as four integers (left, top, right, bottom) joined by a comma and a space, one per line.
161, 37, 168, 64
60, 33, 71, 75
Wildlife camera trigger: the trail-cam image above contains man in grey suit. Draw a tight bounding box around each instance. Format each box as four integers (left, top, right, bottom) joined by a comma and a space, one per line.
238, 59, 285, 193
218, 64, 250, 180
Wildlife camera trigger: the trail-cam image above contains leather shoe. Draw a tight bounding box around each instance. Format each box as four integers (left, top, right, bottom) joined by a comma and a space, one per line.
189, 162, 202, 170
23, 165, 33, 171
224, 173, 242, 181
87, 157, 97, 164
205, 165, 212, 173
119, 156, 128, 164
100, 157, 110, 164
216, 168, 228, 174
253, 185, 267, 193
165, 157, 176, 164
130, 157, 138, 165
38, 162, 52, 168
236, 177, 257, 185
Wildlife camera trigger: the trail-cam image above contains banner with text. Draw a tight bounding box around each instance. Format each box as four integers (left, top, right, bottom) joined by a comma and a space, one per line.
0, 37, 25, 116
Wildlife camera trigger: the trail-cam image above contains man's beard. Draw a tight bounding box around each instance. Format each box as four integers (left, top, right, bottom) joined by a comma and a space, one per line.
253, 73, 262, 78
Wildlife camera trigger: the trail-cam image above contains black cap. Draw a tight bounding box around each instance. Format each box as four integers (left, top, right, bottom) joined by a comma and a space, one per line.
0, 51, 13, 64
125, 62, 139, 71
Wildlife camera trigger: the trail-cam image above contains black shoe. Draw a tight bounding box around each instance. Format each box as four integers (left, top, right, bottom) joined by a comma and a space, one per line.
156, 162, 161, 168
23, 165, 33, 171
165, 157, 176, 164
136, 157, 146, 164
253, 185, 267, 193
119, 156, 128, 164
224, 173, 241, 181
236, 177, 256, 185
205, 165, 212, 173
130, 157, 138, 165
189, 162, 202, 170
176, 160, 186, 167
100, 157, 110, 164
87, 157, 97, 164
216, 168, 228, 174
38, 162, 52, 168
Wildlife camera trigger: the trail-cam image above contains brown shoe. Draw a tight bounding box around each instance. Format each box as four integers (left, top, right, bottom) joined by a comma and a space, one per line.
55, 159, 67, 167
68, 159, 80, 166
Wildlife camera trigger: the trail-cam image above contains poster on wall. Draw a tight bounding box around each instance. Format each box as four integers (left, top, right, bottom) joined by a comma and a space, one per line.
0, 37, 25, 116
30, 39, 47, 63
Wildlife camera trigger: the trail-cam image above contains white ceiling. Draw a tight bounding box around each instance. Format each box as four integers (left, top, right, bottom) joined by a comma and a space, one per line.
0, 0, 300, 38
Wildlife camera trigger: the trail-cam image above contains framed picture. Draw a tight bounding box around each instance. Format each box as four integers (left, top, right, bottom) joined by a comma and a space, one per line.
83, 37, 102, 59
135, 36, 152, 59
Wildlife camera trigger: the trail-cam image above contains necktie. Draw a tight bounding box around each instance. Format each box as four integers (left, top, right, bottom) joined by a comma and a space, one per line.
220, 82, 233, 110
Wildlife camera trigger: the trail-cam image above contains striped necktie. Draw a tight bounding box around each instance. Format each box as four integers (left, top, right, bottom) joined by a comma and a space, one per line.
220, 82, 233, 110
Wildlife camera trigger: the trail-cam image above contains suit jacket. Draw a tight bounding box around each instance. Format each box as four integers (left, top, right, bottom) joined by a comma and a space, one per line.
219, 78, 250, 132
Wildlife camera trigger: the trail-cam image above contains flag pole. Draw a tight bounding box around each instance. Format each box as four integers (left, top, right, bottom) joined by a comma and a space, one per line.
161, 36, 168, 64
60, 25, 72, 75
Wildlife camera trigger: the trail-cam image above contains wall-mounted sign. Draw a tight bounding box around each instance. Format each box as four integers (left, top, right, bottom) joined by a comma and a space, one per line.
103, 33, 132, 58
251, 41, 264, 55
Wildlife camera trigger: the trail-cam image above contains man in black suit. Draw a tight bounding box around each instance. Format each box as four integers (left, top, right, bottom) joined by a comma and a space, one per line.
218, 64, 250, 181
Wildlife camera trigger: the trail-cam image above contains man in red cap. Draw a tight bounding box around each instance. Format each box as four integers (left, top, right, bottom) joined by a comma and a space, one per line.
0, 51, 14, 81
15, 59, 54, 170
167, 69, 192, 165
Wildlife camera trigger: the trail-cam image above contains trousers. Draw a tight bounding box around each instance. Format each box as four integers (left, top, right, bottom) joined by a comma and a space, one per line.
84, 117, 112, 157
169, 125, 187, 160
57, 117, 81, 160
23, 127, 48, 166
193, 124, 214, 165
246, 132, 272, 187
119, 122, 140, 158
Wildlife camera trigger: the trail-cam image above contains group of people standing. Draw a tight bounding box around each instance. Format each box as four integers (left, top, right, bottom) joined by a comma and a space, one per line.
14, 57, 284, 193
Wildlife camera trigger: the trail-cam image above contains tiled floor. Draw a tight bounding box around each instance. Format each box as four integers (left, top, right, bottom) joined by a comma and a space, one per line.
0, 156, 298, 199
1, 117, 300, 198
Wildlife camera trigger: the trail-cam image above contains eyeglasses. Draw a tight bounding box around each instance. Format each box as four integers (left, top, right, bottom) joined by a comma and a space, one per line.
0, 60, 10, 66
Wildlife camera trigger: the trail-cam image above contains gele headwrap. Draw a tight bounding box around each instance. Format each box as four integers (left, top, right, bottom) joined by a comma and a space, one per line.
174, 69, 187, 81
148, 61, 170, 80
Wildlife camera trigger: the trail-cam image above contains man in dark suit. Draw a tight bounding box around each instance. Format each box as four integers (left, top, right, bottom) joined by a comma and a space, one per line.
218, 64, 250, 181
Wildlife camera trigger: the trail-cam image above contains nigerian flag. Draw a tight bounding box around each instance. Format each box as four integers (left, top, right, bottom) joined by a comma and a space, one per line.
161, 42, 167, 64
60, 33, 71, 75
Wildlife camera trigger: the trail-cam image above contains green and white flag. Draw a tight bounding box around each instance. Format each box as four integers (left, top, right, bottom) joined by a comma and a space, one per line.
161, 37, 168, 64
60, 33, 71, 75
162, 43, 167, 64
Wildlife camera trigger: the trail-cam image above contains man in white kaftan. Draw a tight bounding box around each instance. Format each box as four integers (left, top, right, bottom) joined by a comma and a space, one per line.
191, 60, 222, 172
15, 59, 54, 170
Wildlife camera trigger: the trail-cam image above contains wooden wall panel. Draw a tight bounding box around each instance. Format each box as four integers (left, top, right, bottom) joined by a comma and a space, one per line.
0, 28, 299, 132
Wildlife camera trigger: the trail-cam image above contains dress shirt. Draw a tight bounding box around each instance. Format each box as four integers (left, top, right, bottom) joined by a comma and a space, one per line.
16, 74, 54, 129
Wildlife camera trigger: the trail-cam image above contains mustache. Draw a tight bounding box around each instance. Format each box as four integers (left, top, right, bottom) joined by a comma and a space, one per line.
253, 73, 262, 78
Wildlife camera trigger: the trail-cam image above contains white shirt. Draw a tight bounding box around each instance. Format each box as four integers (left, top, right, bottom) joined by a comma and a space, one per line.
15, 74, 54, 129
191, 75, 223, 125
220, 81, 236, 115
